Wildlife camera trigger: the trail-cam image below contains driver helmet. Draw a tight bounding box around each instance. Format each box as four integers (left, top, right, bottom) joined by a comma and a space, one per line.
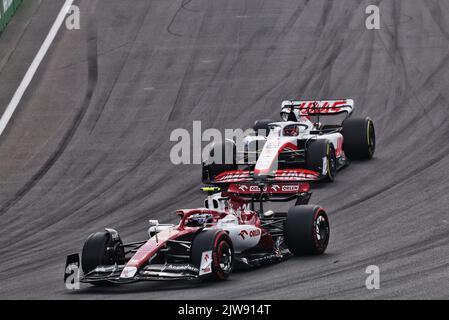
186, 214, 214, 227
283, 125, 299, 136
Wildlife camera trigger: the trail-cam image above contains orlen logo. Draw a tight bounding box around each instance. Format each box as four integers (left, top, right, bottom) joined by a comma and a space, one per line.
248, 185, 281, 192
239, 229, 261, 240
239, 230, 249, 239
249, 186, 264, 192
282, 185, 299, 192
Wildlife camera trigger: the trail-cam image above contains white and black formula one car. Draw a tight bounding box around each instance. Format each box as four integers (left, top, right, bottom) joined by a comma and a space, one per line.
202, 99, 375, 184
64, 182, 329, 285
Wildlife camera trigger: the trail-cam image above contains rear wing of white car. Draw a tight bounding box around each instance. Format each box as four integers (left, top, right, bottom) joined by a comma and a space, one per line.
281, 99, 354, 117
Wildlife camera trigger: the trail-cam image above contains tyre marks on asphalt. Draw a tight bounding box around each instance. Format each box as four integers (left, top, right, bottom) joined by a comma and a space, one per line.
0, 0, 78, 215
2, 0, 449, 299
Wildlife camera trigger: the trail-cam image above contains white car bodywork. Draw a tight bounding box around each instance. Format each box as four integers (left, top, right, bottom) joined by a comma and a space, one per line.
241, 99, 354, 178
244, 118, 345, 177
149, 193, 264, 254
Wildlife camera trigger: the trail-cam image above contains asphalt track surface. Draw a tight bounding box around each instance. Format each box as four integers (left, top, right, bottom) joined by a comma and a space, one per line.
1, 0, 449, 300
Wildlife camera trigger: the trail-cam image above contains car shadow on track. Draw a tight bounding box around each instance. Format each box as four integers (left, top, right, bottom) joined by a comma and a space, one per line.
65, 254, 337, 296
65, 262, 279, 296
66, 280, 204, 296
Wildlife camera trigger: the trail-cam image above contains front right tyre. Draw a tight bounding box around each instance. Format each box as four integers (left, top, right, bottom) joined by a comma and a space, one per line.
342, 117, 376, 160
306, 139, 337, 182
284, 205, 330, 256
191, 230, 234, 281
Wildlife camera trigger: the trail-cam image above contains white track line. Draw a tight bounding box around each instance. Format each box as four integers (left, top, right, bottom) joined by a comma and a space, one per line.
0, 0, 74, 136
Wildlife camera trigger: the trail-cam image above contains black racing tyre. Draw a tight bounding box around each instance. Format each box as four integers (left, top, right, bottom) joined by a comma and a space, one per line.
81, 231, 124, 285
202, 140, 237, 182
284, 205, 330, 256
253, 119, 275, 136
191, 230, 234, 281
342, 117, 376, 160
306, 139, 336, 182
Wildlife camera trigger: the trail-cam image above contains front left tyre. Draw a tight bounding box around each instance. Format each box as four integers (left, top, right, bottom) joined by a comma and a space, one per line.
202, 140, 237, 183
253, 119, 275, 136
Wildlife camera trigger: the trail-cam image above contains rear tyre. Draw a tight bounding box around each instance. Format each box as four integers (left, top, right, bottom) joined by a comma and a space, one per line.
81, 231, 125, 286
253, 119, 275, 136
306, 139, 336, 182
284, 205, 330, 255
342, 117, 375, 160
202, 140, 237, 183
191, 230, 234, 281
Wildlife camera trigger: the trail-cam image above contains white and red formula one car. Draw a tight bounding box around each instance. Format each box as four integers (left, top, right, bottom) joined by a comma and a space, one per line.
202, 99, 375, 183
64, 182, 329, 285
